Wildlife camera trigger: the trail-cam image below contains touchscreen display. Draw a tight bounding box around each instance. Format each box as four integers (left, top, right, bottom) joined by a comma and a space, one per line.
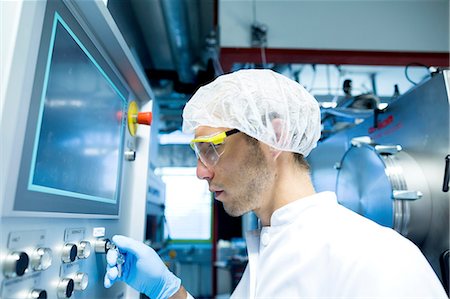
29, 14, 126, 204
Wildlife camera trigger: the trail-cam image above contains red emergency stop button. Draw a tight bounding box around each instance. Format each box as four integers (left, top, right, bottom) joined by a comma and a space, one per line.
127, 101, 152, 136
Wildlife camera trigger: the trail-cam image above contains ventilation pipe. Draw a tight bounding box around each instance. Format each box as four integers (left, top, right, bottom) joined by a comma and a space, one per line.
160, 0, 195, 83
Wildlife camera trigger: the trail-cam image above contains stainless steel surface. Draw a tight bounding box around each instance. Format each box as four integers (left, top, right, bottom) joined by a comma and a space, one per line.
336, 144, 432, 244
374, 144, 402, 155
61, 244, 77, 264
309, 70, 450, 284
76, 241, 91, 259
392, 190, 423, 200
29, 289, 48, 299
31, 248, 53, 271
56, 278, 74, 299
336, 144, 395, 228
72, 272, 88, 291
3, 252, 30, 278
94, 238, 111, 253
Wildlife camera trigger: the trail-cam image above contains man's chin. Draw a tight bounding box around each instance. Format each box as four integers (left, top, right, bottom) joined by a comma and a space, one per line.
223, 203, 247, 217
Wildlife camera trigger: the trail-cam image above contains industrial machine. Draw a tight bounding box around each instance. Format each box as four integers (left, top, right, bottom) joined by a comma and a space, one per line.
309, 70, 450, 291
1, 1, 155, 298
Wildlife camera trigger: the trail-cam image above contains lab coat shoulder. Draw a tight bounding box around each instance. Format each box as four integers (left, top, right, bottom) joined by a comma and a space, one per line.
232, 192, 447, 298
319, 202, 447, 298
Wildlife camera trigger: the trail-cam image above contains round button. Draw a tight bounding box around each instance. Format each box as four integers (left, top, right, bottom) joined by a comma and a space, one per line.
61, 244, 77, 263
73, 272, 89, 291
31, 247, 52, 271
94, 238, 111, 254
77, 241, 91, 259
261, 232, 270, 246
3, 251, 29, 278
57, 278, 74, 299
29, 289, 47, 299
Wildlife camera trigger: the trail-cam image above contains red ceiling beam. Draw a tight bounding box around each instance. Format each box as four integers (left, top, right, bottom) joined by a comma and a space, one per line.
219, 47, 450, 73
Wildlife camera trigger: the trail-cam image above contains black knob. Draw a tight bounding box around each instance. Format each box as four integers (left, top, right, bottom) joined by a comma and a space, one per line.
15, 252, 29, 276
30, 289, 47, 299
57, 278, 74, 299
3, 251, 29, 278
61, 244, 77, 263
66, 279, 74, 298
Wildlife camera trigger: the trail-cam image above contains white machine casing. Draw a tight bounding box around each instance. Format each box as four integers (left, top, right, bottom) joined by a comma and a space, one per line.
1, 1, 154, 298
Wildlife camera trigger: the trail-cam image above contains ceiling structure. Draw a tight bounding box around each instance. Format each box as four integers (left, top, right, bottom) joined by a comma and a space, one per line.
107, 0, 449, 136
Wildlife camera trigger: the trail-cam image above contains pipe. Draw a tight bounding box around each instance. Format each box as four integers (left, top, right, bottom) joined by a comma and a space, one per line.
160, 0, 195, 83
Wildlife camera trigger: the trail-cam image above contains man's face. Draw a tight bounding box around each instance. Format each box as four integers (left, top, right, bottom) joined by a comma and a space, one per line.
194, 126, 275, 217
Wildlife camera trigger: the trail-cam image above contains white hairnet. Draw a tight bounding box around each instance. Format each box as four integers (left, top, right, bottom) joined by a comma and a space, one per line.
182, 69, 321, 157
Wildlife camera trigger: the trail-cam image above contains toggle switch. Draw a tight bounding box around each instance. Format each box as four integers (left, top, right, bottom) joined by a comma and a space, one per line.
77, 241, 91, 259
73, 272, 89, 291
31, 247, 52, 271
29, 289, 47, 299
3, 251, 29, 278
57, 278, 74, 299
61, 243, 77, 263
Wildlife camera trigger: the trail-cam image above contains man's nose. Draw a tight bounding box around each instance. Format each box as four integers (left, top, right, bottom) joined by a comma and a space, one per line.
196, 159, 214, 181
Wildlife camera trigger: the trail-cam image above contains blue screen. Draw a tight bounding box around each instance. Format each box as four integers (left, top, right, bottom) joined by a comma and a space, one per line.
29, 13, 126, 204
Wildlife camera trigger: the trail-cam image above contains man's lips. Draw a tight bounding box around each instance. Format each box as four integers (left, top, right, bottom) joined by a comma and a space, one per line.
209, 187, 224, 198
214, 190, 224, 198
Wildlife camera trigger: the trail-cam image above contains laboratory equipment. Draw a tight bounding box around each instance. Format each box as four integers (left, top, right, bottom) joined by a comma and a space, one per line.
1, 1, 154, 298
308, 70, 450, 290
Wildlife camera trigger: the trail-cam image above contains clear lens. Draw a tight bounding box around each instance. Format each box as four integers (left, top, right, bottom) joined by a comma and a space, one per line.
193, 142, 221, 167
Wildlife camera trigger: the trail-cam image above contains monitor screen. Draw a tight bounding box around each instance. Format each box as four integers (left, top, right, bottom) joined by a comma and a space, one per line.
29, 13, 125, 204
13, 3, 128, 217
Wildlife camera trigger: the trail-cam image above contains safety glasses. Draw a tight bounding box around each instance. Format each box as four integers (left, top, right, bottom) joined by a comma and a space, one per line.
190, 129, 240, 168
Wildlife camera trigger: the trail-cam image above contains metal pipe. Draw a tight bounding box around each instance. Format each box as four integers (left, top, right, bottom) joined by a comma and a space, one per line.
160, 0, 195, 83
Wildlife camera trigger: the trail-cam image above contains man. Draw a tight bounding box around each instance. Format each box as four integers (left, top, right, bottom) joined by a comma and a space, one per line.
105, 69, 448, 299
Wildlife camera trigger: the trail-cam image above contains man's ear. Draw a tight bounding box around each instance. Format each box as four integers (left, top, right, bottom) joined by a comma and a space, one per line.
269, 118, 284, 161
271, 118, 284, 142
270, 148, 282, 161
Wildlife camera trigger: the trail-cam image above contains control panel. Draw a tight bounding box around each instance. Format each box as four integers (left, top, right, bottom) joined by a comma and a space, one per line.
0, 227, 121, 299
1, 0, 154, 298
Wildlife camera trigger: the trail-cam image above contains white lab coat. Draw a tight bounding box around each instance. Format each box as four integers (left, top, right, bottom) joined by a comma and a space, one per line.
231, 192, 448, 298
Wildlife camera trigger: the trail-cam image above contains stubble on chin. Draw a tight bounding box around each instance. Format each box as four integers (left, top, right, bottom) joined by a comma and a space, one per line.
223, 155, 273, 217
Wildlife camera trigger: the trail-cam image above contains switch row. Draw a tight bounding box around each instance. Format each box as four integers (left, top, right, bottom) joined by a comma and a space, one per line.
13, 272, 88, 299
57, 272, 89, 299
61, 240, 91, 263
3, 248, 52, 278
3, 241, 92, 278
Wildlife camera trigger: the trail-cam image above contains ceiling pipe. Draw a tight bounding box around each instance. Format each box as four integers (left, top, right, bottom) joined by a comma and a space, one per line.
160, 0, 195, 83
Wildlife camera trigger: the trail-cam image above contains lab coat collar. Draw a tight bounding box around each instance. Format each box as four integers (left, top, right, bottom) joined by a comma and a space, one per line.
268, 191, 337, 227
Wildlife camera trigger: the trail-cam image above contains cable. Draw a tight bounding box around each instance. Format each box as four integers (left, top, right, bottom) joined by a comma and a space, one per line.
260, 46, 267, 67
307, 64, 317, 92
404, 62, 431, 85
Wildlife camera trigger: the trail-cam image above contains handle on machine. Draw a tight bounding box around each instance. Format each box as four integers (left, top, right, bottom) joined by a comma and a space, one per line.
443, 155, 450, 192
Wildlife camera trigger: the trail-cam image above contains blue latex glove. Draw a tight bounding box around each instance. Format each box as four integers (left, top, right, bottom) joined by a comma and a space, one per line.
104, 235, 181, 299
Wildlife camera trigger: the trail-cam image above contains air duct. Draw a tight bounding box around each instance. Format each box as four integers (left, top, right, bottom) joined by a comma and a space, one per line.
160, 0, 195, 83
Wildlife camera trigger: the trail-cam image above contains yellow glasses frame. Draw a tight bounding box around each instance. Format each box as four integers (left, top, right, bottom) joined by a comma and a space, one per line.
190, 129, 240, 148
190, 129, 240, 167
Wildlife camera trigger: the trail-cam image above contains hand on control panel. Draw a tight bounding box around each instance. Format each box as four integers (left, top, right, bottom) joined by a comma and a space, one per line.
104, 235, 181, 299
